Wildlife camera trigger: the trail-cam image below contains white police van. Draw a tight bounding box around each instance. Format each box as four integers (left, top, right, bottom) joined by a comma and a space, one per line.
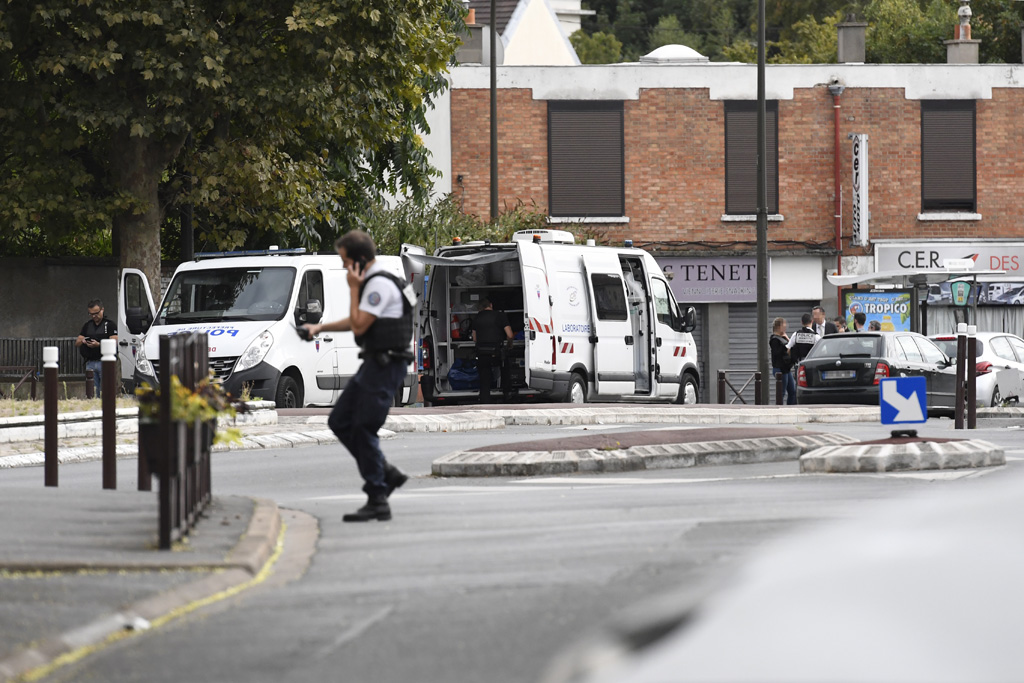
118, 248, 415, 407
404, 230, 699, 404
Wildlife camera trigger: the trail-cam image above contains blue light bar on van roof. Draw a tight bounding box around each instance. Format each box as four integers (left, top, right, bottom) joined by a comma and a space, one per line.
195, 247, 307, 260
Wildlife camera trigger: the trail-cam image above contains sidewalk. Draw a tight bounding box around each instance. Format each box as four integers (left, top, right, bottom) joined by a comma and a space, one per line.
0, 489, 282, 682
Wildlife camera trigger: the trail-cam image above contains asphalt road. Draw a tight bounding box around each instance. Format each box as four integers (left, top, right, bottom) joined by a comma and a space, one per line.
9, 418, 1024, 683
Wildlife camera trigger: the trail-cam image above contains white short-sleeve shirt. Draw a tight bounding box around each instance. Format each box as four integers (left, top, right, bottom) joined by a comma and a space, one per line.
358, 261, 404, 319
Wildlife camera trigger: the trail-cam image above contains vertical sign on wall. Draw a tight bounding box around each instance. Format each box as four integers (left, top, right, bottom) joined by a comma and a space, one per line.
850, 134, 869, 247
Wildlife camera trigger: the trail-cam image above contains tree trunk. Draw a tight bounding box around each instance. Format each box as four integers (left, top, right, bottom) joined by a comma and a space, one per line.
111, 130, 185, 300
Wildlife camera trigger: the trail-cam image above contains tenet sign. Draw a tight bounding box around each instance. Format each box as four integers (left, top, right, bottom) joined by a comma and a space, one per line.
658, 257, 760, 303
876, 243, 1024, 274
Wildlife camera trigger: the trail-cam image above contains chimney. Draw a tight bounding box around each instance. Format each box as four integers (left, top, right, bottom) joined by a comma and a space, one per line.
945, 0, 980, 64
837, 14, 867, 64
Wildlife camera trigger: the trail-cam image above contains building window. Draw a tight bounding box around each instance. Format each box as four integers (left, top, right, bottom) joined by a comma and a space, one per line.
724, 101, 778, 215
548, 101, 624, 217
921, 100, 976, 212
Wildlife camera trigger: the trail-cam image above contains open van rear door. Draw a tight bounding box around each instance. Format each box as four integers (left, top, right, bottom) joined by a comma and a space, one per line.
118, 268, 156, 389
400, 243, 427, 339
583, 253, 635, 397
518, 242, 554, 387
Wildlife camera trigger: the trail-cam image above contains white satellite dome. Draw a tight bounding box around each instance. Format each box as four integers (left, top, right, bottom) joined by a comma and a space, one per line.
639, 44, 709, 64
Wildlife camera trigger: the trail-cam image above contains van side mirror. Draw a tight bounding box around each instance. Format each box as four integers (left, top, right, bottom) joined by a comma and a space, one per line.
678, 306, 696, 333
125, 307, 151, 335
297, 300, 323, 325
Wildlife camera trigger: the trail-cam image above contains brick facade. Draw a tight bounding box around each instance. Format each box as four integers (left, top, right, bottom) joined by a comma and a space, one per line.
449, 75, 1024, 257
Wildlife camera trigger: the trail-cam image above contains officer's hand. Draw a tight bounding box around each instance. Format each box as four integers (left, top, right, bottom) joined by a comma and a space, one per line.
299, 324, 319, 341
346, 262, 365, 289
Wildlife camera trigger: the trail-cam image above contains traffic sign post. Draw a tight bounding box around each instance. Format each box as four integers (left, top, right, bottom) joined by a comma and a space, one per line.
880, 376, 928, 425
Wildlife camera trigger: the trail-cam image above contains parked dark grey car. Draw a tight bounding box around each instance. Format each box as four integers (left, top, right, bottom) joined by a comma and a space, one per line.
796, 332, 957, 415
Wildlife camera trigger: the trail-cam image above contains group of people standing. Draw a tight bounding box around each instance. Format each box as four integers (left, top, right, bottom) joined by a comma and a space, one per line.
768, 305, 879, 404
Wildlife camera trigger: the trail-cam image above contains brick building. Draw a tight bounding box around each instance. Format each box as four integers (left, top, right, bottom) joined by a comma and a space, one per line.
423, 60, 1024, 401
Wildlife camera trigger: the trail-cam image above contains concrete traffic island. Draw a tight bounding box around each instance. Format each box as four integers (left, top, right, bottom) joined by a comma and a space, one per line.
800, 432, 1006, 474
432, 427, 857, 477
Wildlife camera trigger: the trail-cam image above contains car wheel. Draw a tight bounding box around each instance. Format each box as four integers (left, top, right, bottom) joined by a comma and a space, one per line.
676, 373, 699, 404
274, 375, 302, 409
567, 373, 587, 404
991, 385, 1002, 407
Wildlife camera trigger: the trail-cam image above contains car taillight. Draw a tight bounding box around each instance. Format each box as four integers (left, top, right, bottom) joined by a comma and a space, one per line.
797, 365, 807, 387
976, 361, 993, 375
873, 362, 890, 384
421, 338, 431, 370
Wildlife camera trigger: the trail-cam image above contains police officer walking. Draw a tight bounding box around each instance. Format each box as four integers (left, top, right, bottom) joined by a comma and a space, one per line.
302, 231, 413, 522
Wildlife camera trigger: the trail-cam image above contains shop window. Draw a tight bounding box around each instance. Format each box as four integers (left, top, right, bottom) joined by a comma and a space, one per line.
548, 101, 624, 217
724, 101, 778, 215
921, 101, 976, 212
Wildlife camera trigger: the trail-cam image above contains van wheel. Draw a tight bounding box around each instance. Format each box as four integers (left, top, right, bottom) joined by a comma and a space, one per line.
676, 373, 699, 405
991, 385, 1002, 407
567, 373, 587, 404
275, 375, 302, 409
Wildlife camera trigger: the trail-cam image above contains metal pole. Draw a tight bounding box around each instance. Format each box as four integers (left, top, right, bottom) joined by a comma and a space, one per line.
755, 0, 769, 406
954, 322, 966, 430
43, 346, 59, 488
754, 371, 763, 405
489, 0, 498, 221
85, 369, 95, 399
717, 370, 726, 405
776, 372, 783, 405
159, 335, 172, 550
101, 339, 117, 490
967, 324, 977, 429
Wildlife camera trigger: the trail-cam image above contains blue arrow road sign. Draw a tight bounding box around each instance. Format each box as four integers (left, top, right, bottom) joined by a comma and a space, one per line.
880, 377, 928, 424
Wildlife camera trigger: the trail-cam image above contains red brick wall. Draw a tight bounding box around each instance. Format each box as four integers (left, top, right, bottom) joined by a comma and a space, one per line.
449, 85, 1024, 252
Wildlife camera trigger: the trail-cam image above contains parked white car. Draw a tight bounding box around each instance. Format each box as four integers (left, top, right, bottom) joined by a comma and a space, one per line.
929, 332, 1024, 406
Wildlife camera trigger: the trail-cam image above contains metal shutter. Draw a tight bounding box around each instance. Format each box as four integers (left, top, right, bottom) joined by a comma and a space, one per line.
727, 301, 815, 404
725, 101, 778, 215
921, 101, 975, 211
548, 102, 624, 217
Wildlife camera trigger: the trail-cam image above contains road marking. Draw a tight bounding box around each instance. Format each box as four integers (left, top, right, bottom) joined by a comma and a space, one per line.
315, 606, 393, 660
556, 425, 628, 431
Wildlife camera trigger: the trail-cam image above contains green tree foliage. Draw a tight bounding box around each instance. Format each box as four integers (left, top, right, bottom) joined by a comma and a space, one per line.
570, 30, 625, 63
648, 15, 704, 52
0, 1, 462, 294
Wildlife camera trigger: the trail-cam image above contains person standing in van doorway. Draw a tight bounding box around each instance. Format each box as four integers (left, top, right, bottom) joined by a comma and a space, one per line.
76, 299, 117, 398
471, 298, 513, 403
301, 231, 412, 523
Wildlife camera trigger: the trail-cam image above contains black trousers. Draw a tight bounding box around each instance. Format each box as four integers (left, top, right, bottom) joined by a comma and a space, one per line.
476, 350, 509, 403
327, 356, 407, 497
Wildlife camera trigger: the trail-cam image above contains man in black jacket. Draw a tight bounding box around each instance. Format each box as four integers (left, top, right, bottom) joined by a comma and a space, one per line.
812, 305, 838, 337
471, 298, 513, 403
76, 299, 118, 397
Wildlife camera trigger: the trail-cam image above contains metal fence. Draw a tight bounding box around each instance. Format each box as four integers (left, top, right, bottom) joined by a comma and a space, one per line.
0, 337, 88, 378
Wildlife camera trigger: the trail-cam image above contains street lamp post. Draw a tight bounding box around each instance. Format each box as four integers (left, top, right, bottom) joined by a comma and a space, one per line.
755, 0, 769, 404
490, 0, 498, 221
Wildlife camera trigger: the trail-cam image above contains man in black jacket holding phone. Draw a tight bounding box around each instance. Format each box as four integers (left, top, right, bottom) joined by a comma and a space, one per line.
301, 231, 412, 522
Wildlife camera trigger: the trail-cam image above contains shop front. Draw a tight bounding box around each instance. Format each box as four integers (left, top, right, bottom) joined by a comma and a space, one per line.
657, 255, 825, 403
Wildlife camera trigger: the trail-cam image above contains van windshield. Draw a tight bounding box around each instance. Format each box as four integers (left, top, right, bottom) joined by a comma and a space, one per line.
157, 267, 296, 324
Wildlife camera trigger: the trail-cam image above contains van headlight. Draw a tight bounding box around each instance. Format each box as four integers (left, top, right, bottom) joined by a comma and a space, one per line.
135, 340, 153, 376
235, 330, 273, 373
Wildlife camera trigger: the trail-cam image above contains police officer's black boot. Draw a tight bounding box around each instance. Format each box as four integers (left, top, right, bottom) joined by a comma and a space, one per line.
342, 495, 391, 522
384, 464, 408, 498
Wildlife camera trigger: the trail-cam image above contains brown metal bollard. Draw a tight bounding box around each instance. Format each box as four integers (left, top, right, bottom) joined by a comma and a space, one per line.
101, 339, 117, 490
43, 346, 59, 487
967, 325, 977, 429
717, 370, 726, 405
954, 323, 966, 430
754, 372, 763, 405
775, 372, 784, 405
85, 369, 95, 399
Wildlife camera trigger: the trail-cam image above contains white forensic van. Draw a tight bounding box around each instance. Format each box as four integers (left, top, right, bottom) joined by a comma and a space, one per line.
118, 248, 416, 407
405, 230, 699, 405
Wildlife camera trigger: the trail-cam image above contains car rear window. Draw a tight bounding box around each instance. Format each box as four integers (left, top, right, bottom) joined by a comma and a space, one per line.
806, 335, 881, 359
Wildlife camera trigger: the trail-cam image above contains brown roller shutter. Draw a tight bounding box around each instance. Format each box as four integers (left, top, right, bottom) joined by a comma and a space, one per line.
921, 101, 976, 212
724, 101, 778, 215
548, 101, 624, 217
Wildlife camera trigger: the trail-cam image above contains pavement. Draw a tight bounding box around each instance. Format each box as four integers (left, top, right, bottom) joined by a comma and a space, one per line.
0, 400, 1015, 682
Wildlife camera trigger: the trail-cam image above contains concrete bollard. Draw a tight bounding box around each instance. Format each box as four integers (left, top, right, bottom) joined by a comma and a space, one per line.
101, 339, 117, 490
43, 346, 58, 487
955, 322, 967, 430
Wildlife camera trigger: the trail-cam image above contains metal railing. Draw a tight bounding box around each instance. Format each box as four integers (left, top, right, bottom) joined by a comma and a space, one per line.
716, 369, 765, 405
